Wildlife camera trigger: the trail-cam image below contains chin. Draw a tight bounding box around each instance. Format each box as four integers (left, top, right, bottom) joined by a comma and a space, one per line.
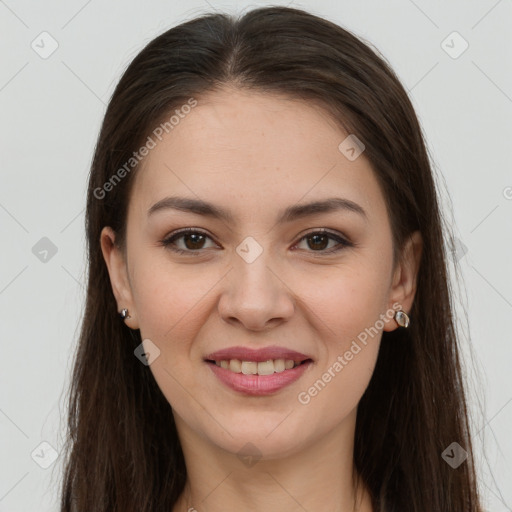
207, 421, 309, 461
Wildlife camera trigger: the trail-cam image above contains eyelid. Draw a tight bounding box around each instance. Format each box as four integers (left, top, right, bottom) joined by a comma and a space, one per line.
296, 227, 352, 244
293, 228, 353, 254
160, 227, 219, 255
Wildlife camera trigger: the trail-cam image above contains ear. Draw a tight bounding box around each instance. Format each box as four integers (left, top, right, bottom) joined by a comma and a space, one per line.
383, 230, 423, 332
100, 226, 139, 329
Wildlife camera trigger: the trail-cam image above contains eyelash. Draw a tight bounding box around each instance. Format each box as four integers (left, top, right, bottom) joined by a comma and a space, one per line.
159, 227, 353, 256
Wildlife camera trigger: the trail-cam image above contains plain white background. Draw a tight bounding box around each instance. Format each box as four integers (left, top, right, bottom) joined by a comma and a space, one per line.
0, 1, 511, 510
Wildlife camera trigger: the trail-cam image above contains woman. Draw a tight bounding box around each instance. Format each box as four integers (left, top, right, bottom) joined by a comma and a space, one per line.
59, 6, 484, 511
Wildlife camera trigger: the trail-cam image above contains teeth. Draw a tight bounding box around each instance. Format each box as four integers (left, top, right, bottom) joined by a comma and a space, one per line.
229, 359, 242, 373
213, 358, 303, 375
241, 361, 258, 375
274, 359, 285, 372
257, 360, 274, 376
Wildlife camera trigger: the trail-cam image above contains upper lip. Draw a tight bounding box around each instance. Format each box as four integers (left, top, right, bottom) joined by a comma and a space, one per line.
205, 345, 312, 363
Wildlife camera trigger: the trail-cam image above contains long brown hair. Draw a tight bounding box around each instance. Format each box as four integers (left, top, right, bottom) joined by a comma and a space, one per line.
59, 6, 484, 511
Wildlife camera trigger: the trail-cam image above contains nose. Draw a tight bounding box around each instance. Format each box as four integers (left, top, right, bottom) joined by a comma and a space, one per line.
217, 250, 295, 331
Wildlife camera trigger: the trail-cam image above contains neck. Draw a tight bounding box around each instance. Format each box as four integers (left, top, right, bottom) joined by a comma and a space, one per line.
172, 408, 373, 512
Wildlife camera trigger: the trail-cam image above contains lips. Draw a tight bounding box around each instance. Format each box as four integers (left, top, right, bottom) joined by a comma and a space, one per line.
204, 345, 314, 396
205, 345, 312, 363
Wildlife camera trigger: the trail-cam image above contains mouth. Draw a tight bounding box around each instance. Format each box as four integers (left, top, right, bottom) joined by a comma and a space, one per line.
205, 358, 313, 375
204, 346, 314, 395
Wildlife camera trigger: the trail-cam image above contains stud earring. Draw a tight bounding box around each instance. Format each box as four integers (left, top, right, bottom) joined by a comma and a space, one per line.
119, 308, 131, 321
394, 310, 410, 328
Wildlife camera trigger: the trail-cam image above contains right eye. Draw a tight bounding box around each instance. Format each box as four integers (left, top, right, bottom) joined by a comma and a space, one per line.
160, 228, 218, 255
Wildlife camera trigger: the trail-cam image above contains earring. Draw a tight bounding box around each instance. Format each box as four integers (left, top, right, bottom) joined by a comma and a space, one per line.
394, 310, 410, 328
119, 308, 131, 321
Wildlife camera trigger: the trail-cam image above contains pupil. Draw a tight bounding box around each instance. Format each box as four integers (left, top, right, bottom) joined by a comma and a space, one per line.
185, 234, 204, 249
309, 234, 328, 250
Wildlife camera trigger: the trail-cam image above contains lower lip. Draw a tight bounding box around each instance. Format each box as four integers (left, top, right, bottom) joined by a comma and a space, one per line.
206, 361, 313, 396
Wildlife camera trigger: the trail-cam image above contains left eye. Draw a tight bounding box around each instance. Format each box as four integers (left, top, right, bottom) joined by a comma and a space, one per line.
160, 229, 351, 255
294, 230, 351, 253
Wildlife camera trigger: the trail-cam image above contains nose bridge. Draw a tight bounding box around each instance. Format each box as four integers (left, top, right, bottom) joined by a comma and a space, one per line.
218, 236, 294, 328
232, 238, 278, 297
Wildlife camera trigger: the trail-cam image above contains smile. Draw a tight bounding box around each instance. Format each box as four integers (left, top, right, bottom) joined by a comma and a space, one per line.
209, 358, 305, 375
205, 358, 313, 396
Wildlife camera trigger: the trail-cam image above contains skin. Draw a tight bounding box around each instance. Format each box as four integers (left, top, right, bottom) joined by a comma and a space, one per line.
100, 86, 422, 512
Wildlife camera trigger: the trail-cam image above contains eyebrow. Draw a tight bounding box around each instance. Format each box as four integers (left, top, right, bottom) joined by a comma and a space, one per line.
147, 196, 367, 224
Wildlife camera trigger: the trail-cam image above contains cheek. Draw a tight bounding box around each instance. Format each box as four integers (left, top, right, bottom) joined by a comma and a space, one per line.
291, 254, 391, 418
298, 254, 392, 346
129, 252, 218, 345
295, 337, 380, 445
130, 258, 211, 420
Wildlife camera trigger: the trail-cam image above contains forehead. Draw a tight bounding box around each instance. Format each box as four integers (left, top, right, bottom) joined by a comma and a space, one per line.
129, 87, 386, 224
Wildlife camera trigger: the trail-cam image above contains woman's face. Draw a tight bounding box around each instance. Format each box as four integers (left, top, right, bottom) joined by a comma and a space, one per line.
101, 87, 419, 460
